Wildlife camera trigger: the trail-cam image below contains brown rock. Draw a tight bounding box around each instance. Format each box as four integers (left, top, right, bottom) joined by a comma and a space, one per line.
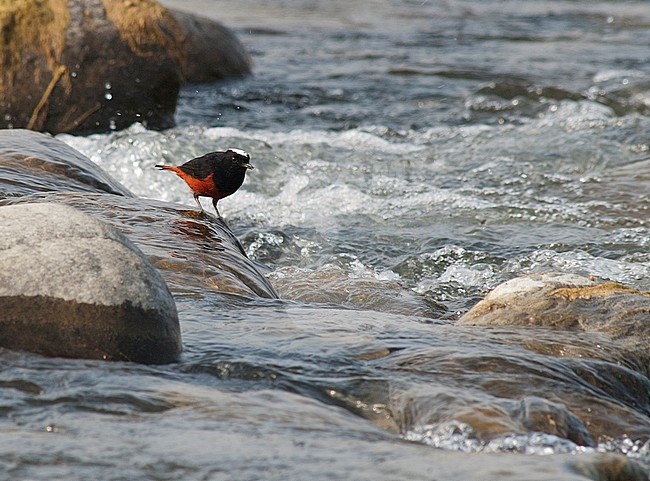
170, 8, 253, 84
0, 0, 251, 135
458, 273, 650, 375
572, 454, 650, 481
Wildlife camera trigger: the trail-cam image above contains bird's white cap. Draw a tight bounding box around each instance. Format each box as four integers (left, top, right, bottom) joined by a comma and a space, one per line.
228, 148, 250, 158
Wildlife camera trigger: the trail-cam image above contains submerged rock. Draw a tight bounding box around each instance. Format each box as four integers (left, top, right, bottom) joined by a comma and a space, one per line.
0, 202, 182, 364
458, 272, 650, 375
269, 265, 439, 318
0, 0, 251, 135
511, 397, 595, 447
572, 454, 650, 481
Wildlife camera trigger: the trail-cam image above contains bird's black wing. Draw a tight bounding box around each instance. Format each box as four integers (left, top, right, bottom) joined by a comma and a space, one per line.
178, 152, 226, 180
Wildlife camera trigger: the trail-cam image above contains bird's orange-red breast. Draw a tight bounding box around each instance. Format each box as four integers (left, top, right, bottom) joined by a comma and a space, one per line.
156, 149, 253, 216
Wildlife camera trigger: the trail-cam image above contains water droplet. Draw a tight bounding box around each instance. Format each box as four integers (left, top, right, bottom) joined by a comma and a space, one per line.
105, 93, 113, 100
105, 82, 112, 90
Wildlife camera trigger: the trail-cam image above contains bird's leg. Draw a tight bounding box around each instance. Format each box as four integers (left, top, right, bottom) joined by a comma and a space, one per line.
212, 198, 222, 218
193, 194, 204, 212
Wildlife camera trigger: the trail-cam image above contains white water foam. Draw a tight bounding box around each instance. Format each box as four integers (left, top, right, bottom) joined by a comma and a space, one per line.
505, 249, 650, 290
404, 421, 650, 462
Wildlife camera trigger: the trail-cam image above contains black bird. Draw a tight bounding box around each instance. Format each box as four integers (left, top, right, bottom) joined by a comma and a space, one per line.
156, 149, 253, 217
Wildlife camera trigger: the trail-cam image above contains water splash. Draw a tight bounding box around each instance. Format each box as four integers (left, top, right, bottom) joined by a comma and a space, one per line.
404, 421, 650, 465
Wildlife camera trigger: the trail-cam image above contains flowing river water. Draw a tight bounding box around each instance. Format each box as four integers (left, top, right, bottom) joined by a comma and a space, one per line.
2, 0, 650, 479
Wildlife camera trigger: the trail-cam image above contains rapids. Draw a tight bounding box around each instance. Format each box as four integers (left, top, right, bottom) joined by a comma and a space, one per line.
2, 0, 650, 479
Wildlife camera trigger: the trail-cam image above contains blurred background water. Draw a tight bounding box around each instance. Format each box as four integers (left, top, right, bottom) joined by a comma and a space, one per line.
3, 0, 650, 479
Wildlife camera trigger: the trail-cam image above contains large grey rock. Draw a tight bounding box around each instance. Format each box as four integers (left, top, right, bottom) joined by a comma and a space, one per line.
458, 272, 650, 375
0, 202, 182, 364
0, 0, 251, 135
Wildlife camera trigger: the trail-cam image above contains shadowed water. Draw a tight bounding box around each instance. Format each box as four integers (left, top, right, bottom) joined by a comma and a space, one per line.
2, 0, 650, 479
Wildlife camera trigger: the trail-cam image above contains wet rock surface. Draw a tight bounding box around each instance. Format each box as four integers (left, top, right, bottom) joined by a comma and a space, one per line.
458, 273, 650, 376
0, 129, 277, 299
0, 0, 251, 134
0, 129, 131, 196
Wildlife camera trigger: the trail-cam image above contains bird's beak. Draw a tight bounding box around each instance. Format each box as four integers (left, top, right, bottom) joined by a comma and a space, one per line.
243, 163, 254, 170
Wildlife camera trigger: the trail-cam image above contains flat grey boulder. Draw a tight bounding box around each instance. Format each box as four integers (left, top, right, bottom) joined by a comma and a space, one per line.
0, 202, 182, 364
